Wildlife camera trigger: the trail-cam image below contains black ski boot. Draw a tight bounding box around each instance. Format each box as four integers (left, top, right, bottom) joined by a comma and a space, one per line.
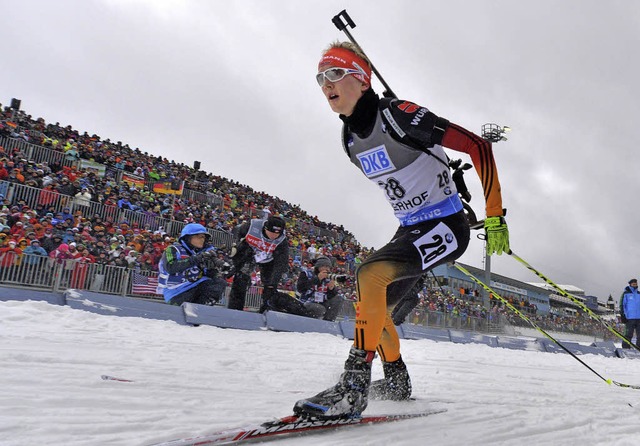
293, 347, 374, 419
369, 356, 412, 401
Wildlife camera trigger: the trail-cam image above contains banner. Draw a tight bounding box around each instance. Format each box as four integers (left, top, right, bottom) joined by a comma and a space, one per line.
153, 179, 184, 195
79, 159, 106, 177
122, 172, 145, 190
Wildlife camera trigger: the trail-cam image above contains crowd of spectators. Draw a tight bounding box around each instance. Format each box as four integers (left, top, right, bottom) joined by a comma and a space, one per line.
0, 102, 372, 276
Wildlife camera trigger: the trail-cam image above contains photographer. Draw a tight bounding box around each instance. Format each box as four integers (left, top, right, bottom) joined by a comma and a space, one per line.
228, 215, 289, 312
296, 256, 346, 322
157, 223, 229, 306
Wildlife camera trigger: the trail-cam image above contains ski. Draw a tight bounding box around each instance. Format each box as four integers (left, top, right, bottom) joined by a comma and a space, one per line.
101, 374, 134, 382
148, 408, 446, 445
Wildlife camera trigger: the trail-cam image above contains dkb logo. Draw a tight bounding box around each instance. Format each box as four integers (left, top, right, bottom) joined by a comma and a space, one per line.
356, 145, 395, 178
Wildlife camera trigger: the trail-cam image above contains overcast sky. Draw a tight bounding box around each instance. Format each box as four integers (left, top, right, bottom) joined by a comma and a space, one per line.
2, 1, 639, 301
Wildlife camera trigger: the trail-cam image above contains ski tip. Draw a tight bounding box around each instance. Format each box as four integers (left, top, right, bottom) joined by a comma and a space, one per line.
101, 374, 134, 382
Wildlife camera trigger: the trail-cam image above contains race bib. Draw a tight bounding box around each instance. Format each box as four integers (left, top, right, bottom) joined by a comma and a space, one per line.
412, 222, 458, 270
254, 251, 269, 263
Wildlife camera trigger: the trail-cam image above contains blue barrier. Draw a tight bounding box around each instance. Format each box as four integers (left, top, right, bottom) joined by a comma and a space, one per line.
400, 324, 451, 343
0, 286, 66, 306
496, 336, 546, 352
64, 289, 187, 325
541, 340, 617, 357
183, 303, 265, 330
0, 286, 627, 360
615, 348, 640, 359
339, 320, 356, 340
265, 311, 342, 336
449, 330, 499, 347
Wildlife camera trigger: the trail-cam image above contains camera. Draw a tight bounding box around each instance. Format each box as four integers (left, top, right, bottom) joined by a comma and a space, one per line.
327, 273, 349, 284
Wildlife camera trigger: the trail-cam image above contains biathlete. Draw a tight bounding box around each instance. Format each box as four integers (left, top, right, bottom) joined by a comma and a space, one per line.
293, 41, 510, 419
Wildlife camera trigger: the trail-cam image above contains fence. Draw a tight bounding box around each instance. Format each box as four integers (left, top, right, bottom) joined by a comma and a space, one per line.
0, 179, 235, 248
0, 253, 508, 333
0, 253, 130, 294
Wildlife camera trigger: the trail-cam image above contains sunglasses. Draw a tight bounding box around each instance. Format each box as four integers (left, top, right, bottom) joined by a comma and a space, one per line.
316, 67, 362, 86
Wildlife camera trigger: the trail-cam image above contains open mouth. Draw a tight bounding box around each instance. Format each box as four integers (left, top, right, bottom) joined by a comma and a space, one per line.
328, 94, 339, 101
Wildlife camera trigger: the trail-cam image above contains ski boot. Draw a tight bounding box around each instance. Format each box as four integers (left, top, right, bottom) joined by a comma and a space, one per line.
369, 356, 412, 401
293, 347, 374, 419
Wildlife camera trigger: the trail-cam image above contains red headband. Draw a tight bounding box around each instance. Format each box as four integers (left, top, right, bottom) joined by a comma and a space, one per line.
318, 47, 371, 84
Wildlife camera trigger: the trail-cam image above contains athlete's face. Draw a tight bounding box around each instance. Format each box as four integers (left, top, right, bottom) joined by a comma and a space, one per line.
320, 68, 369, 116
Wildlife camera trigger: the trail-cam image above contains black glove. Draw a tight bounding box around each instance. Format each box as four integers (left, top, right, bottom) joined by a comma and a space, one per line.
621, 311, 628, 323
391, 294, 420, 326
193, 250, 216, 269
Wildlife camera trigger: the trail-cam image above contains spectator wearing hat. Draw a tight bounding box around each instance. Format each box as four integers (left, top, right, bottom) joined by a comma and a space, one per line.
22, 239, 48, 283
620, 279, 640, 349
228, 215, 290, 312
68, 242, 79, 257
41, 233, 63, 254
73, 187, 92, 215
61, 228, 75, 244
0, 162, 8, 181
0, 239, 22, 278
0, 215, 9, 233
295, 255, 346, 321
22, 239, 48, 263
17, 238, 29, 251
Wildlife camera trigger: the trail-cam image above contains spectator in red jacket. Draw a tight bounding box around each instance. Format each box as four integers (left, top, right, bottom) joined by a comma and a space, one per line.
0, 240, 23, 276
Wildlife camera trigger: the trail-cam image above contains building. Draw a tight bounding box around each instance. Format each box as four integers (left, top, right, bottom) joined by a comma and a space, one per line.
431, 262, 551, 314
430, 262, 613, 318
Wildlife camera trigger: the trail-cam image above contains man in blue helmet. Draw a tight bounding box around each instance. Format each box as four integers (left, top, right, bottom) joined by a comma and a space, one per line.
157, 223, 229, 306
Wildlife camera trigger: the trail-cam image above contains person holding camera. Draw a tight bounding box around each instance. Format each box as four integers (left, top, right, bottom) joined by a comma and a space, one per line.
227, 215, 289, 312
157, 223, 229, 306
296, 256, 346, 321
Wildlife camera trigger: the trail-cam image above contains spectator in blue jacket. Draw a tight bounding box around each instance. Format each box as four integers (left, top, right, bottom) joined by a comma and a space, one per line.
620, 278, 640, 349
156, 223, 229, 306
22, 239, 48, 263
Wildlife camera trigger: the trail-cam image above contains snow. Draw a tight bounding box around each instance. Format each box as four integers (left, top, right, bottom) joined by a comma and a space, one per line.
2, 300, 639, 446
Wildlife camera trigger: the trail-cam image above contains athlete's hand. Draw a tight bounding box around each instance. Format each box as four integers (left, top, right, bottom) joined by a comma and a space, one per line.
484, 216, 510, 256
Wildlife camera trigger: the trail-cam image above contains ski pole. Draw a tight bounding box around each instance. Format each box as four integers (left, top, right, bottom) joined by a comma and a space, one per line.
332, 10, 397, 99
453, 262, 640, 390
507, 250, 637, 352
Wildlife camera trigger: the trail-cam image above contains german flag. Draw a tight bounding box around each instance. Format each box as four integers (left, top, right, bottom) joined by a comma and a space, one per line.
122, 173, 145, 190
153, 179, 184, 195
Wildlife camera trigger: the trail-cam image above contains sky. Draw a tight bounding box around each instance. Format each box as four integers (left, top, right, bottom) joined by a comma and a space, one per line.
3, 299, 640, 446
2, 1, 640, 300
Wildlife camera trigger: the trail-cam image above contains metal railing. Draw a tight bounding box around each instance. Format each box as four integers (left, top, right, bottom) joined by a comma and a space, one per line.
0, 180, 235, 248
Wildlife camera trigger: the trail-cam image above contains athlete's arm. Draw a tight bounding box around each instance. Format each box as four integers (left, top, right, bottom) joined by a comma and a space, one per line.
163, 245, 197, 275
441, 123, 504, 217
386, 99, 504, 217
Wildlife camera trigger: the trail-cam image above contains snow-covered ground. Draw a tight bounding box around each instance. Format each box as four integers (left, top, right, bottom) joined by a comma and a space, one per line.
2, 299, 639, 446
